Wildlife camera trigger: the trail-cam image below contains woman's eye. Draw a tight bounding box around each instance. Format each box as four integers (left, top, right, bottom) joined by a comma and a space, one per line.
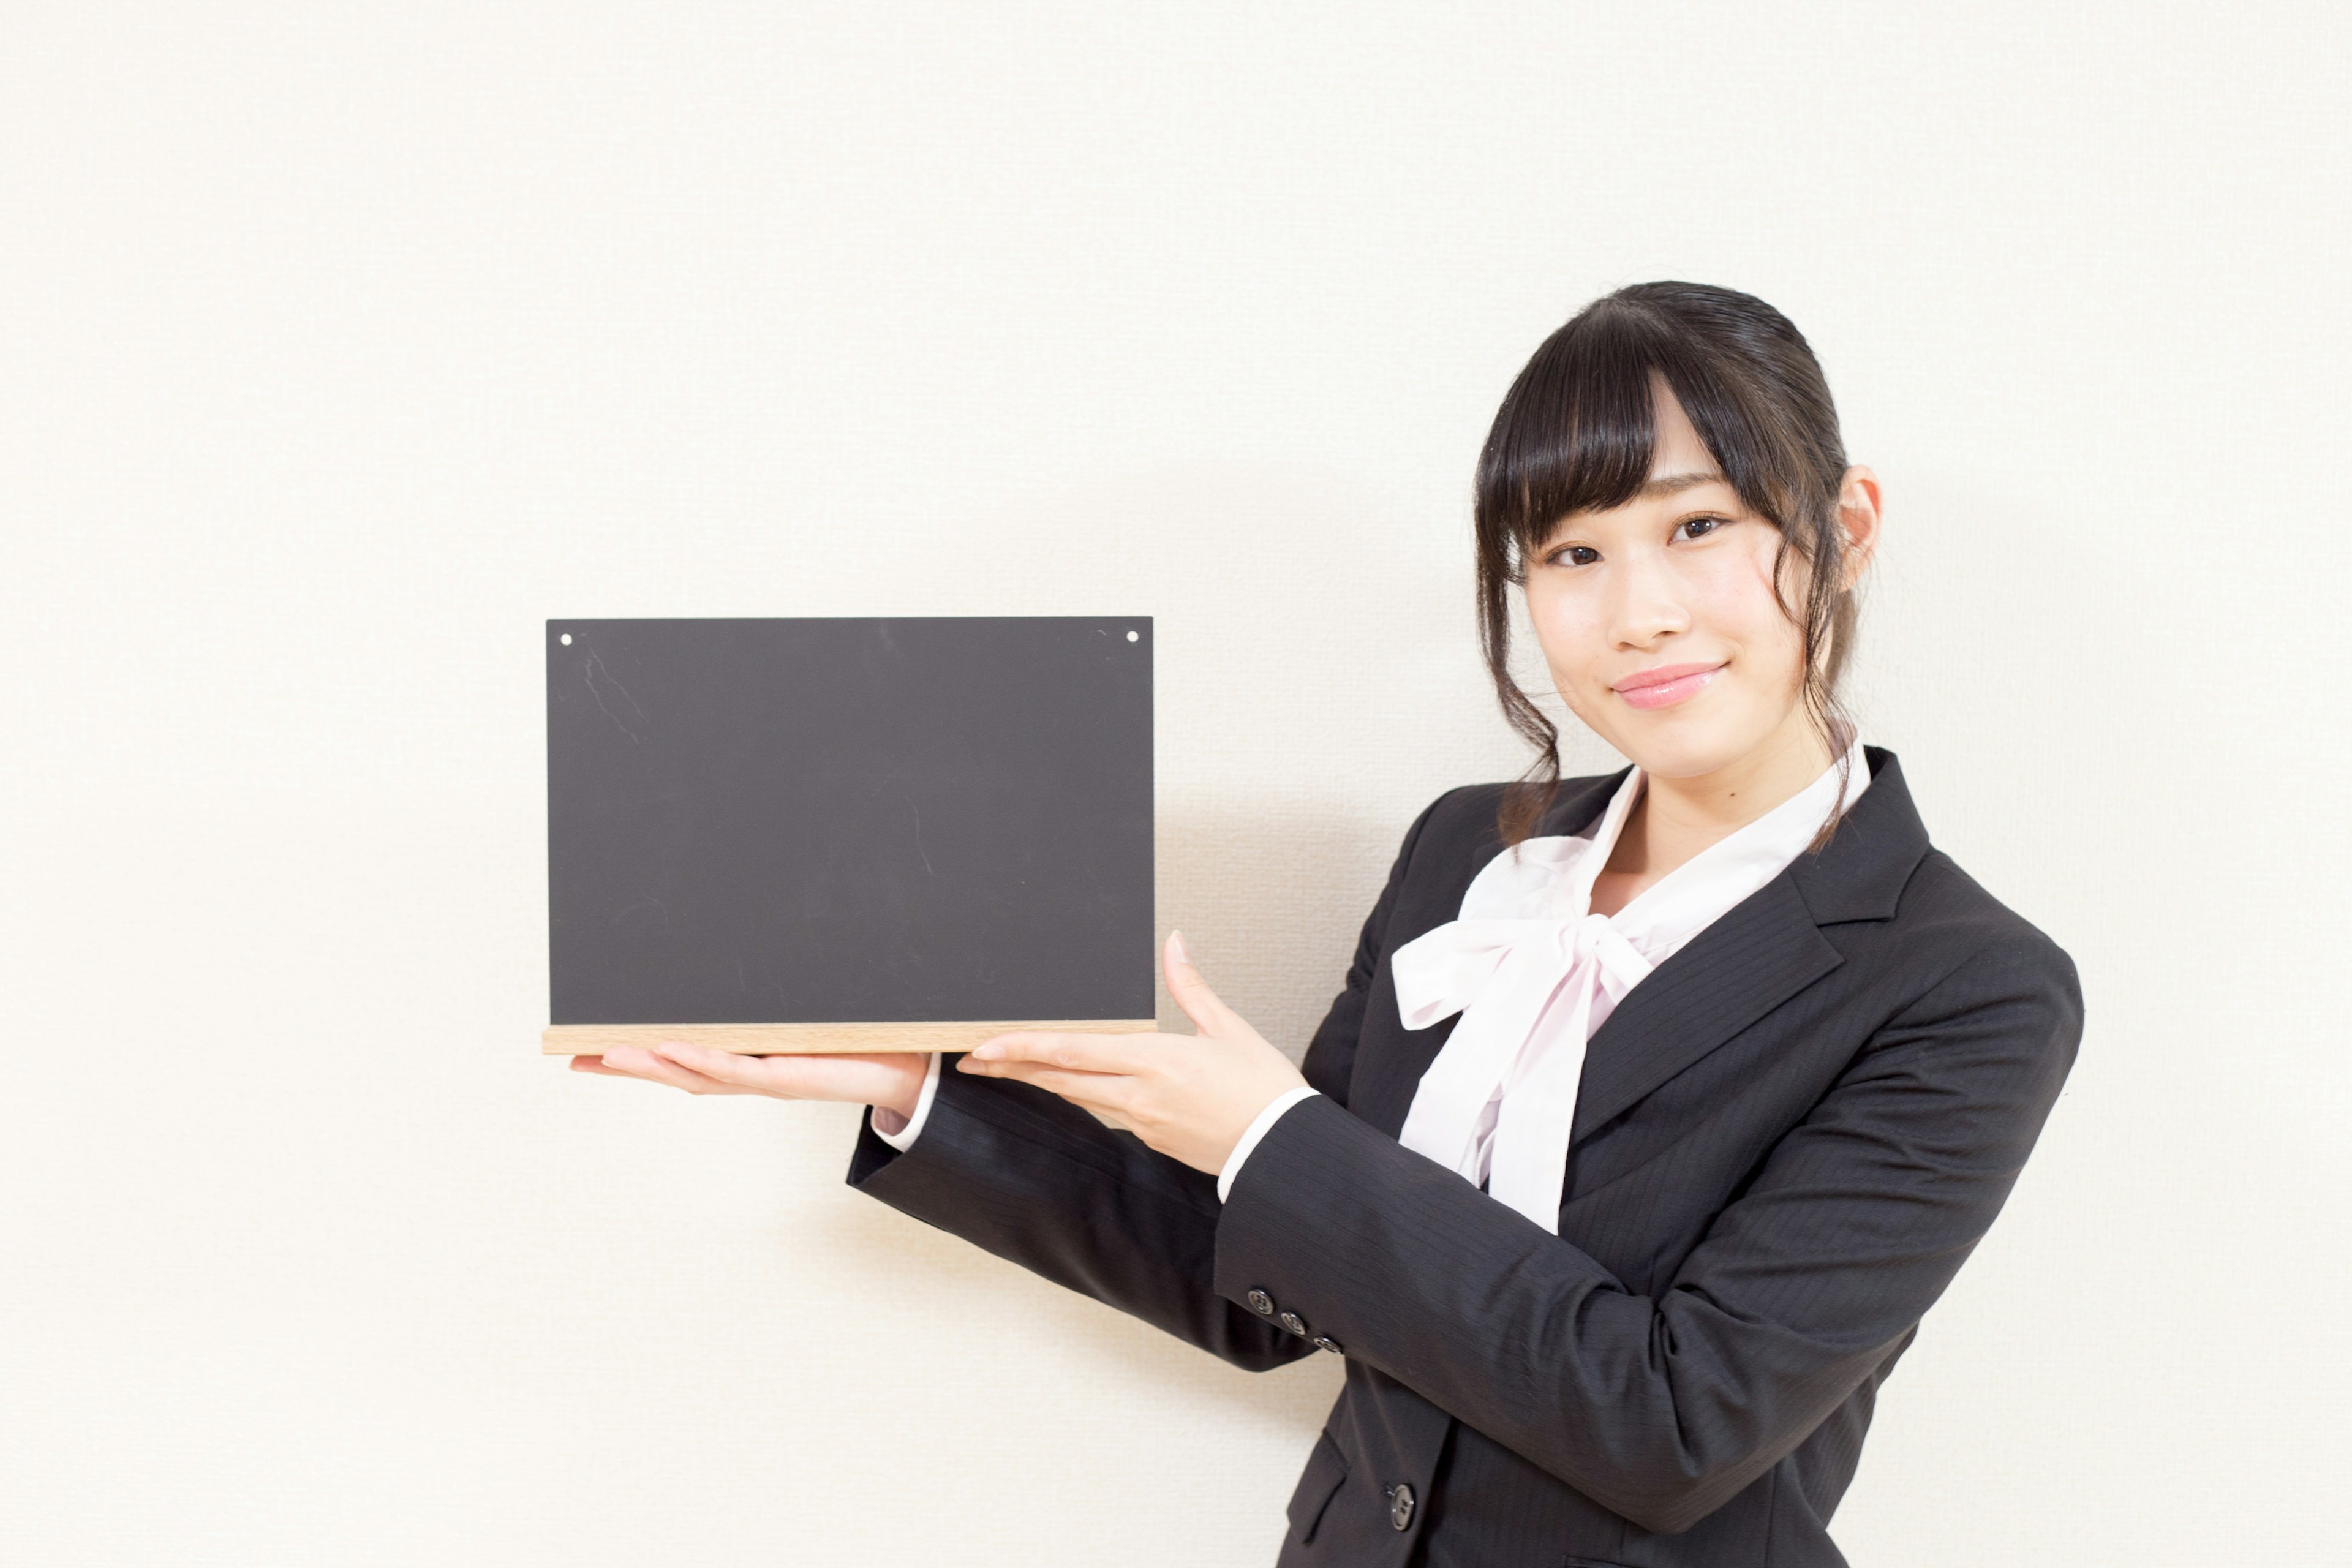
1674, 515, 1724, 541
1551, 545, 1599, 567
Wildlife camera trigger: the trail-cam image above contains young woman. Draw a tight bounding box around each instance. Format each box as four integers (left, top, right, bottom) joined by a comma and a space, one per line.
578, 281, 2082, 1567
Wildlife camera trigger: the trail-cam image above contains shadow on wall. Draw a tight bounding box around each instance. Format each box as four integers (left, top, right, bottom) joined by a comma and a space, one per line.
1153, 801, 1414, 1058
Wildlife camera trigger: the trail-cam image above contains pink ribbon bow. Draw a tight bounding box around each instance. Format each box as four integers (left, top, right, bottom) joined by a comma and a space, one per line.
1392, 902, 1653, 1232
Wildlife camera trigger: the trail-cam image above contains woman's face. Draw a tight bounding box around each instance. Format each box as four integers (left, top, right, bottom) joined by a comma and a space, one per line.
1522, 380, 1870, 786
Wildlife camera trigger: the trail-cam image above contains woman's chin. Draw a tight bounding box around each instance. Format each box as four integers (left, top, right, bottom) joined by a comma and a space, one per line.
1607, 714, 1767, 783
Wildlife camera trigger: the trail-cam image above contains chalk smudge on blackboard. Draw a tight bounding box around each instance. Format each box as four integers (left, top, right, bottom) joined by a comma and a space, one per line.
904, 792, 935, 877
585, 654, 646, 745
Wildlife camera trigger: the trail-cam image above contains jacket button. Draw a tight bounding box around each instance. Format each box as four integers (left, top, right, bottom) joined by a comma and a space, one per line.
1387, 1482, 1415, 1531
1246, 1289, 1275, 1317
1312, 1335, 1343, 1355
1278, 1310, 1308, 1336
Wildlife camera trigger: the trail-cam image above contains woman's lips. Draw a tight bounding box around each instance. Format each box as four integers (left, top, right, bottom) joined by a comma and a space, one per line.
1613, 661, 1726, 710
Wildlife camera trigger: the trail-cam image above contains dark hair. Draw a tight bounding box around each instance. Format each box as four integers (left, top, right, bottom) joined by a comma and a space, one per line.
1474, 281, 1861, 847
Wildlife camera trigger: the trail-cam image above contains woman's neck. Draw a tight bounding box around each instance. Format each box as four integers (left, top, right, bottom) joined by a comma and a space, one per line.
1593, 712, 1838, 913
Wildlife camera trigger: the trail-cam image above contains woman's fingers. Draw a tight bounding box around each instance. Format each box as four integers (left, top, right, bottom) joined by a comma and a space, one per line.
652, 1039, 782, 1088
599, 1043, 741, 1095
578, 1042, 932, 1114
568, 1055, 633, 1077
960, 1031, 1156, 1120
967, 1030, 1156, 1074
1161, 929, 1242, 1038
958, 1055, 1139, 1115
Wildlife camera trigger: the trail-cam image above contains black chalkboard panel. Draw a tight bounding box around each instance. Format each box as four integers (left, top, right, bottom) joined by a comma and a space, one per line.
543, 617, 1153, 1054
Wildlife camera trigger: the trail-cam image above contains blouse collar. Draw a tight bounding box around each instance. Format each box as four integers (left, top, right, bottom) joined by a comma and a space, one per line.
1460, 731, 1874, 943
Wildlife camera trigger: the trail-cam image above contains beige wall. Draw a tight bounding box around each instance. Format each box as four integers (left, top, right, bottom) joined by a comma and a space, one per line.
4, 4, 2346, 1562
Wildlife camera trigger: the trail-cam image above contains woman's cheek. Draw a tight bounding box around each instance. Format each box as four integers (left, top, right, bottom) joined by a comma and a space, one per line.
1552, 679, 1612, 742
1688, 545, 1803, 676
1525, 590, 1616, 729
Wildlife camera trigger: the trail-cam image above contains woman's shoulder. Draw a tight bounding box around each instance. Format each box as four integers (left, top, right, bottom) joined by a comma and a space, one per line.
1885, 845, 2081, 1001
1403, 771, 1624, 851
1404, 780, 1510, 843
1811, 746, 2080, 1002
1390, 772, 1624, 884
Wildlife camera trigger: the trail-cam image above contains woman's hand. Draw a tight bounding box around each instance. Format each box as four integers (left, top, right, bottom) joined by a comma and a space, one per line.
957, 931, 1307, 1175
572, 1042, 929, 1128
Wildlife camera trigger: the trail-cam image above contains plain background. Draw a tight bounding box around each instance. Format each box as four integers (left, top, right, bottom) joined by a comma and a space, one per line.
4, 4, 2347, 1563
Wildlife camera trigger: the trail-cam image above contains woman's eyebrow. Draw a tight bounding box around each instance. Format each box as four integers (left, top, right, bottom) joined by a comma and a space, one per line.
1638, 470, 1730, 497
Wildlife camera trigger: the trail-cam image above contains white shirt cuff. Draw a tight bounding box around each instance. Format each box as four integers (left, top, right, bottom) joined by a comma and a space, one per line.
1217, 1086, 1321, 1202
870, 1052, 943, 1152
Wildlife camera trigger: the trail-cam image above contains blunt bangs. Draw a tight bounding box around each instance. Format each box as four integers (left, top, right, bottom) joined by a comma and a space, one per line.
1476, 297, 1825, 573
1477, 314, 1663, 567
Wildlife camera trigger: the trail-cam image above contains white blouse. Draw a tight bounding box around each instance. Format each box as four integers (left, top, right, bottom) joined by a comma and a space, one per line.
887, 739, 1871, 1235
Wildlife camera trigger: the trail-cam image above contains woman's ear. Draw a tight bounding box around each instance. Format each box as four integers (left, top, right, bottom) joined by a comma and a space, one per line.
1835, 465, 1883, 590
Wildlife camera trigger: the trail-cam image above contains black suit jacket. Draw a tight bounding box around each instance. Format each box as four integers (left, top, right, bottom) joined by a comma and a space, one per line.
846, 748, 2082, 1567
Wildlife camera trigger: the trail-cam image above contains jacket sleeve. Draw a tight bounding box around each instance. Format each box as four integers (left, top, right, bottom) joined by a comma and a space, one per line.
1210, 933, 2084, 1533
842, 791, 1457, 1370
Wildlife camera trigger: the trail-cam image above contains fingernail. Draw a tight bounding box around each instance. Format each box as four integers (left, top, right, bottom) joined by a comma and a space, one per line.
971, 1044, 1002, 1060
1169, 930, 1191, 967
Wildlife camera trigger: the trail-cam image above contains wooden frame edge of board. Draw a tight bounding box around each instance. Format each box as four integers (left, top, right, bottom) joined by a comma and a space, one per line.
542, 1020, 1161, 1055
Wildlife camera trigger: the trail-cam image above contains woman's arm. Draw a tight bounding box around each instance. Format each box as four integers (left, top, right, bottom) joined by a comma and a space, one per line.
845, 1058, 1317, 1369
1207, 935, 2083, 1534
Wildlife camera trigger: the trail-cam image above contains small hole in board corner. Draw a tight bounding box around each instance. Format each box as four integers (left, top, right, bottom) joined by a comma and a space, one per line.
560, 633, 573, 645
1126, 630, 1139, 643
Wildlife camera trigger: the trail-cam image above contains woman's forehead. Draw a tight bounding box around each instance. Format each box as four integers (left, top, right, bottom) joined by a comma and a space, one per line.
1646, 380, 1718, 476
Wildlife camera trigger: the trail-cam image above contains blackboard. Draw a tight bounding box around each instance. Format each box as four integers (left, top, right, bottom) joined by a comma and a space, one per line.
541, 617, 1155, 1055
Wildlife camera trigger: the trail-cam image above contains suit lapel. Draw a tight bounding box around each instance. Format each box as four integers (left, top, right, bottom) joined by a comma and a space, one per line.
1569, 746, 1931, 1144
1567, 876, 1841, 1141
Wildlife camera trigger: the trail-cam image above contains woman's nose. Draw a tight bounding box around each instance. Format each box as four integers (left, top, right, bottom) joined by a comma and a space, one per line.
1606, 549, 1692, 648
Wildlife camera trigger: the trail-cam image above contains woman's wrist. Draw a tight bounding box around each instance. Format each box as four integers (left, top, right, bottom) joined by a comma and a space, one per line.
870, 1053, 941, 1147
